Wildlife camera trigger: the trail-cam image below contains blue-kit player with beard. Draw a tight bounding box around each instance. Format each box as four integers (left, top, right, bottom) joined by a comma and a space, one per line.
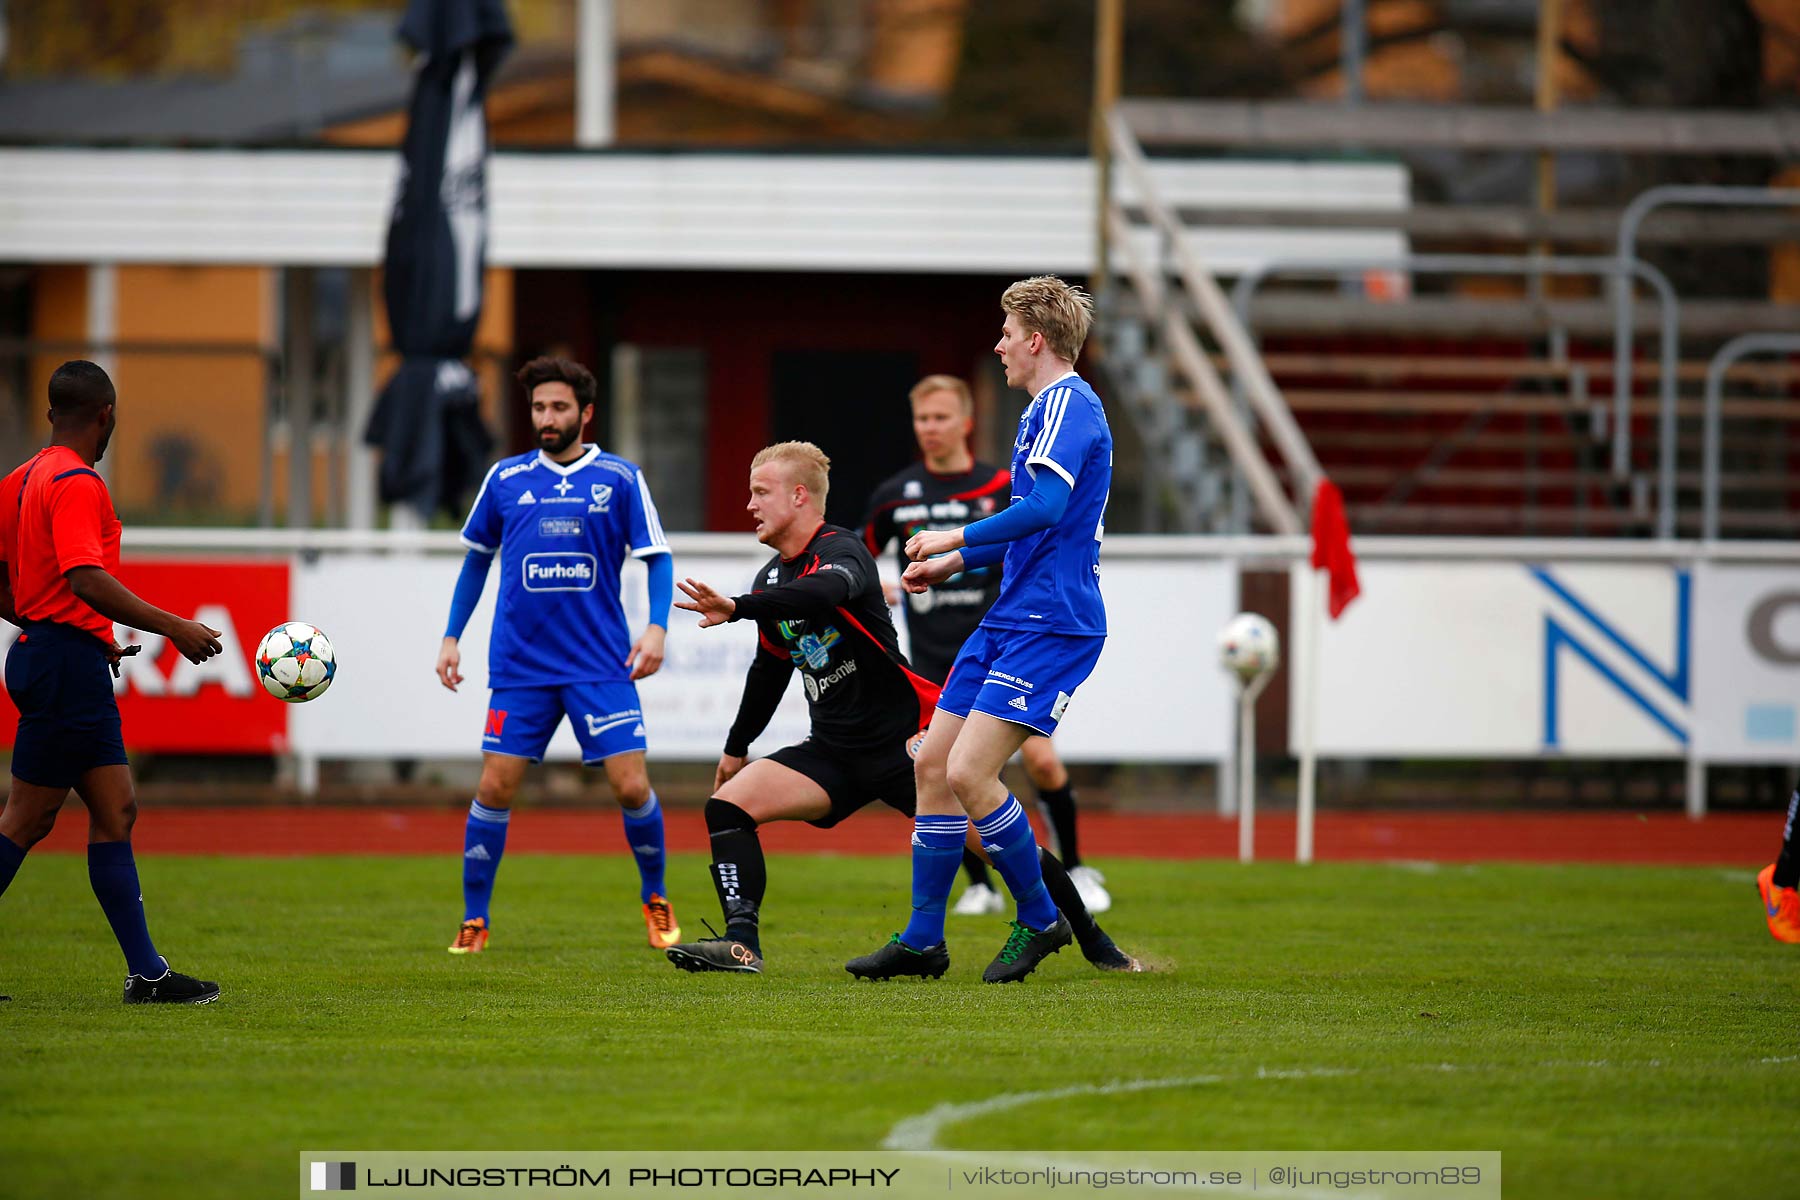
435, 356, 681, 955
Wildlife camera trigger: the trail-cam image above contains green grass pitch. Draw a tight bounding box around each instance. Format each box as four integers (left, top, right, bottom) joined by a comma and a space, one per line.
2, 852, 1796, 1199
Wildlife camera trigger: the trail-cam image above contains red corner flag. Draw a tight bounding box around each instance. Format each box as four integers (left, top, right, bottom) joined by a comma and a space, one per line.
1310, 478, 1361, 619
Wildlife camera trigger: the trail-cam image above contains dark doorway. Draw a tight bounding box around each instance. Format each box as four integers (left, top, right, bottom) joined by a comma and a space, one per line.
769, 350, 919, 529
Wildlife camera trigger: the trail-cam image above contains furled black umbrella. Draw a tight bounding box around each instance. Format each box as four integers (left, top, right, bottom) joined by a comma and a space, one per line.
364, 0, 512, 519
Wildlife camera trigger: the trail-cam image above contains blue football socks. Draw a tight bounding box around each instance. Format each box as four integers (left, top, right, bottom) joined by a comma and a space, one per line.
901, 814, 969, 950
87, 841, 164, 978
462, 800, 510, 924
974, 796, 1060, 931
0, 832, 26, 900
620, 792, 668, 902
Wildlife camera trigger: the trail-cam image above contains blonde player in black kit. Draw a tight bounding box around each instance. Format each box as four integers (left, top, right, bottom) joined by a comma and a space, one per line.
862, 376, 1111, 917
663, 441, 1137, 975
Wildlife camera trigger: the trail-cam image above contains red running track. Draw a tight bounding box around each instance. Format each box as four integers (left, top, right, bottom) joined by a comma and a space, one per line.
25, 807, 1779, 866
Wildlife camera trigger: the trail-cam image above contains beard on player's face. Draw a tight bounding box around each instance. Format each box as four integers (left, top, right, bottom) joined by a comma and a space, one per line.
538, 413, 582, 454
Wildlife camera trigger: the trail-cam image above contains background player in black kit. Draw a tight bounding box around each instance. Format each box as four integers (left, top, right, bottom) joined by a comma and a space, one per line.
666, 441, 1137, 975
862, 375, 1111, 918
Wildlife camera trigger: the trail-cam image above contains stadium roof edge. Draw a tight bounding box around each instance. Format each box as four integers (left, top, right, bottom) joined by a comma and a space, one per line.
0, 146, 1407, 274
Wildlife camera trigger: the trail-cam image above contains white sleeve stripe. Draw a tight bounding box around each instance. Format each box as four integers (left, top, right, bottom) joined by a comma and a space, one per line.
1052, 388, 1073, 450
459, 461, 502, 545
635, 470, 669, 550
459, 536, 497, 554
1035, 388, 1069, 461
630, 545, 672, 559
1030, 387, 1070, 462
1024, 454, 1076, 488
1027, 389, 1056, 459
647, 472, 669, 547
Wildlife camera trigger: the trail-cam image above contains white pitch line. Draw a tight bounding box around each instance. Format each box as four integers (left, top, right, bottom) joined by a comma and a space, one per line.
882, 1074, 1223, 1151
883, 1055, 1764, 1158
883, 1068, 1352, 1152
885, 1072, 1358, 1200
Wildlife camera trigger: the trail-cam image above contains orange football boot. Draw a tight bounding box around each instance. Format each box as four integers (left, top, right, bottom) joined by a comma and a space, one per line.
643, 895, 681, 950
448, 917, 489, 955
1756, 866, 1800, 944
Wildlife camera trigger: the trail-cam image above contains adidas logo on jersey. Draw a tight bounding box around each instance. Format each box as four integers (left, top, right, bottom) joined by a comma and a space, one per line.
632, 723, 645, 737
465, 844, 492, 861
1009, 694, 1029, 711
517, 490, 537, 505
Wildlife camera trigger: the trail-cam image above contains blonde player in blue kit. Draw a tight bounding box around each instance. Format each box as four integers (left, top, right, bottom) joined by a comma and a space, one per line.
848, 276, 1111, 984
436, 357, 680, 955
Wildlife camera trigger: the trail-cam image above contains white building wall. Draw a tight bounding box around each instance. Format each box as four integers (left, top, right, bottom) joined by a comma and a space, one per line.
0, 147, 1407, 274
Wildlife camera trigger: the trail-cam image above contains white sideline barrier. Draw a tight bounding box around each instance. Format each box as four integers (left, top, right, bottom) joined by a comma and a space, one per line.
1300, 554, 1800, 765
111, 530, 1798, 824
262, 533, 1236, 766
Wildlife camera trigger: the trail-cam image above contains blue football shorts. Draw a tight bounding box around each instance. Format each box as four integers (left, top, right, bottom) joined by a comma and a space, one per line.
6, 621, 129, 789
481, 681, 648, 764
934, 626, 1105, 737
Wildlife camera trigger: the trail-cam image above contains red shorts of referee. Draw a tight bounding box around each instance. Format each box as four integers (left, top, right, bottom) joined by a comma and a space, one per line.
0, 361, 225, 1004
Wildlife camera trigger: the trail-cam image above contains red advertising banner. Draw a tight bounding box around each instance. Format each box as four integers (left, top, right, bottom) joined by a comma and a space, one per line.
0, 558, 291, 755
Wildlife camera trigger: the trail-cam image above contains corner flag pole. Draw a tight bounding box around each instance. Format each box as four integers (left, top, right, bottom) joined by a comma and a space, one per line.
1295, 565, 1321, 865
1238, 668, 1273, 864
1300, 477, 1360, 865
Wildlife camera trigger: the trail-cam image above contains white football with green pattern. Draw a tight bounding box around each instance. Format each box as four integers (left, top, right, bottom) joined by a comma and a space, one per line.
255, 621, 337, 703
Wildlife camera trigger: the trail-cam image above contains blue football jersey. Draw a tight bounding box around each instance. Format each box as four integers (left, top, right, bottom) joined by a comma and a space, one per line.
982, 372, 1110, 636
459, 445, 670, 687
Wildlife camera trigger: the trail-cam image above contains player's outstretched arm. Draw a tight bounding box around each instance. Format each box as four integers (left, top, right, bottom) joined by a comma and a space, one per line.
67, 567, 220, 664
726, 563, 858, 623
676, 577, 736, 628
905, 471, 1072, 562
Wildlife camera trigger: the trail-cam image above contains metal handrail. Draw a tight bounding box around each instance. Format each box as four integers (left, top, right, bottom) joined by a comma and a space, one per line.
1105, 207, 1300, 534
1231, 254, 1681, 539
1700, 333, 1800, 542
1614, 185, 1800, 455
1105, 110, 1323, 523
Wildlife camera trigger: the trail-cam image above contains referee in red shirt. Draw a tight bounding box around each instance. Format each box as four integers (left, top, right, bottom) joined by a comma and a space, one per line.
0, 361, 224, 1003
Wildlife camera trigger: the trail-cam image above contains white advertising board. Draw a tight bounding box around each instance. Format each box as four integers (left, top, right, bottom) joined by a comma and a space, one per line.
1301, 559, 1800, 763
1693, 563, 1800, 763
289, 547, 1236, 765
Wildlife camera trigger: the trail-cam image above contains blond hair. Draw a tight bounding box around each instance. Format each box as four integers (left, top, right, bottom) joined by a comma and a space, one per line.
1001, 275, 1094, 363
752, 440, 831, 507
908, 374, 973, 415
